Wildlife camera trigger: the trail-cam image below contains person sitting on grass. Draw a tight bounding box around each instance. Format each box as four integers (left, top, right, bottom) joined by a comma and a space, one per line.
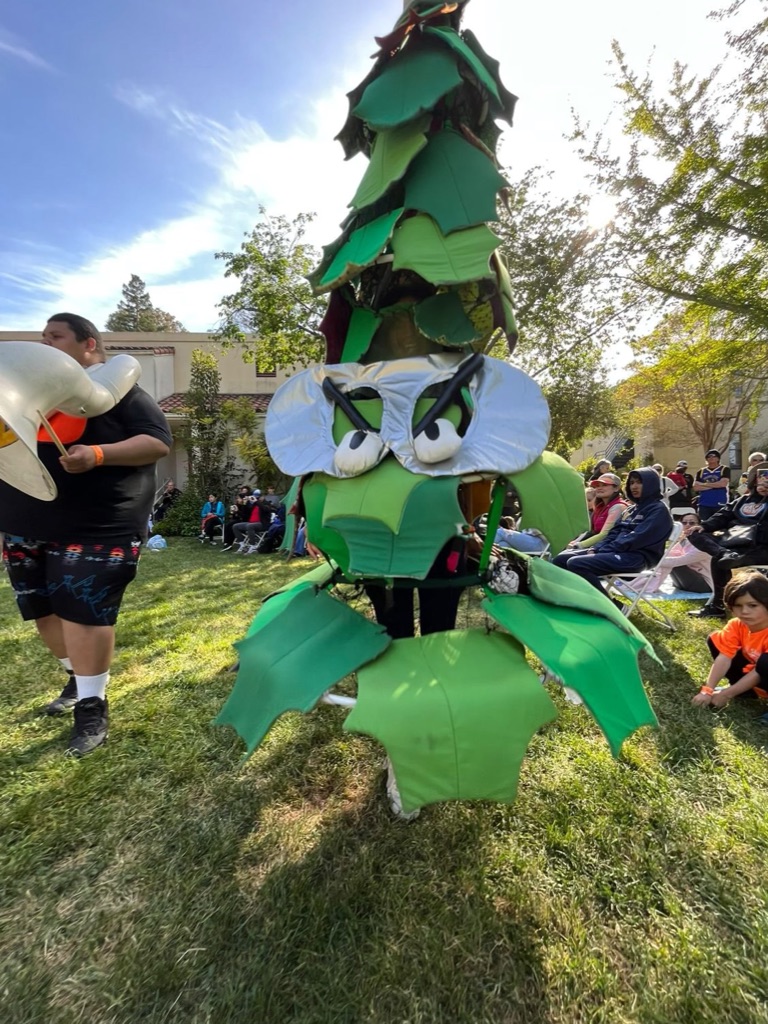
551, 467, 673, 597
692, 571, 768, 723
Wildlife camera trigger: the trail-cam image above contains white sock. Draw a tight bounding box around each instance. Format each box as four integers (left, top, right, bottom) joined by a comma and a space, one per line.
75, 672, 110, 701
59, 657, 74, 673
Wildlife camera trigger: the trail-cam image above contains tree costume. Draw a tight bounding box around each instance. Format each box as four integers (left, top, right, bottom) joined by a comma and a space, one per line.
217, 0, 658, 815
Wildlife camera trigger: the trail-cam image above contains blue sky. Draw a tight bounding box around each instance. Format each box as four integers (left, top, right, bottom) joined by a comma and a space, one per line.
0, 0, 734, 334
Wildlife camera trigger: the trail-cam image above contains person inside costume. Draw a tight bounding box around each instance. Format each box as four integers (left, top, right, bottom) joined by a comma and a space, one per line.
693, 449, 731, 520
561, 472, 627, 552
692, 570, 768, 720
552, 467, 673, 595
686, 471, 768, 619
0, 313, 171, 755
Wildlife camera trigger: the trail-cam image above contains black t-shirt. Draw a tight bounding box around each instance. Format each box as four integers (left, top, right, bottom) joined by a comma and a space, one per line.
0, 385, 171, 542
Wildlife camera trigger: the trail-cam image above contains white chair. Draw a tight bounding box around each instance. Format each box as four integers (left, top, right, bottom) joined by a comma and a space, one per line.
605, 522, 684, 631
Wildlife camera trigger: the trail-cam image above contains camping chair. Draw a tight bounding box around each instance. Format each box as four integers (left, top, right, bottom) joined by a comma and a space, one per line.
605, 522, 683, 631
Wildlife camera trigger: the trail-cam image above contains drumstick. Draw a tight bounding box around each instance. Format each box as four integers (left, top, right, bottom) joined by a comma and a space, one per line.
37, 410, 68, 457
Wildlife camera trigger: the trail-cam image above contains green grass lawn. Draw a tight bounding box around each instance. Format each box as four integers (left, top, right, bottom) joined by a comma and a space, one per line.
2, 541, 768, 1024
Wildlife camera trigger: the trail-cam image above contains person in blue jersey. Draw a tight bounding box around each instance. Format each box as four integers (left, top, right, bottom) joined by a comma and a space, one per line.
693, 449, 731, 520
552, 467, 673, 597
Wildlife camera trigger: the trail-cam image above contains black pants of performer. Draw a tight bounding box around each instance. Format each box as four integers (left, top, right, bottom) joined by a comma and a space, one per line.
707, 637, 768, 696
365, 541, 466, 640
688, 533, 768, 608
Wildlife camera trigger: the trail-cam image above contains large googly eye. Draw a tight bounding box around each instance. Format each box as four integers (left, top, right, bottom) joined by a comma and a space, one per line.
333, 429, 387, 476
413, 418, 462, 464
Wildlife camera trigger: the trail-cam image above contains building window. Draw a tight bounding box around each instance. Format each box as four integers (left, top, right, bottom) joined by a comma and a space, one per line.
255, 365, 276, 378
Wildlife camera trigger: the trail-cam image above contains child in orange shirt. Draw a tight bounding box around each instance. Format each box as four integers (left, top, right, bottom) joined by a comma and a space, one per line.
692, 570, 768, 713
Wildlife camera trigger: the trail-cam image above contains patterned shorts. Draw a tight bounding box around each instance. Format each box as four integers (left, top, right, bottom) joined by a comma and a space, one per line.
2, 536, 142, 626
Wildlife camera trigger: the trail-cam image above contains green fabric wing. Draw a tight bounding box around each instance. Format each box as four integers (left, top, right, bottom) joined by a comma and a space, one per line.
424, 26, 503, 111
392, 215, 500, 285
340, 308, 381, 363
216, 587, 390, 755
509, 452, 590, 556
483, 593, 658, 756
353, 45, 462, 131
523, 556, 661, 663
404, 129, 507, 234
317, 208, 404, 292
459, 29, 518, 124
350, 117, 430, 211
346, 630, 558, 812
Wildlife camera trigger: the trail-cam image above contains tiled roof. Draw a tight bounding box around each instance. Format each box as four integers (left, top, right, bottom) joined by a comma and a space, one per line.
158, 392, 273, 414
106, 345, 176, 354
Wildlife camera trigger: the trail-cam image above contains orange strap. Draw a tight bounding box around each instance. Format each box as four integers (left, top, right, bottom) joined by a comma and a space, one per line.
699, 686, 714, 695
90, 445, 104, 467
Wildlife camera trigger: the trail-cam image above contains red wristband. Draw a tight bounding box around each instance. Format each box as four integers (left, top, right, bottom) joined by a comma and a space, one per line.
90, 445, 104, 467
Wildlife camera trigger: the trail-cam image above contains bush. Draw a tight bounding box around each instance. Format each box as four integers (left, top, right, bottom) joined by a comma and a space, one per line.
153, 489, 206, 537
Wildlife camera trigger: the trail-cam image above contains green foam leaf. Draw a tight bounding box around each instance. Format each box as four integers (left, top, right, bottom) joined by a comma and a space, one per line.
392, 214, 499, 285
340, 307, 381, 363
353, 44, 462, 131
350, 116, 430, 211
318, 208, 404, 292
424, 26, 503, 110
414, 290, 482, 346
404, 128, 507, 234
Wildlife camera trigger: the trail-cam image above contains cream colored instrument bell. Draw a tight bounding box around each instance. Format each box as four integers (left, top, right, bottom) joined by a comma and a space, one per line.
0, 342, 141, 500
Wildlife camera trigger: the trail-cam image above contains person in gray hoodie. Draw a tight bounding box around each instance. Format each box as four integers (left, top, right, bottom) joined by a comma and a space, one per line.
552, 467, 674, 596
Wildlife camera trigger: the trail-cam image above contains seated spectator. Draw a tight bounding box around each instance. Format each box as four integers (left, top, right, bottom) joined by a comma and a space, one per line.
622, 512, 713, 594
687, 470, 768, 618
552, 468, 673, 597
668, 461, 694, 509
746, 452, 768, 491
221, 486, 254, 550
585, 487, 596, 515
231, 490, 269, 553
294, 522, 308, 556
153, 479, 182, 522
561, 473, 627, 552
258, 504, 287, 554
493, 515, 548, 554
200, 494, 225, 543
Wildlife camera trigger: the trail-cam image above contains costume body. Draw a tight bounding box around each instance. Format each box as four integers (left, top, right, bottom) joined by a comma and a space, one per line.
217, 0, 661, 814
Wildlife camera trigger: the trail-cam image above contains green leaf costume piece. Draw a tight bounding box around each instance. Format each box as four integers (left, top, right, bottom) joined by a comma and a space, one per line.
216, 587, 390, 754
523, 556, 661, 662
346, 630, 558, 813
510, 452, 589, 556
404, 129, 507, 235
318, 208, 405, 292
483, 593, 657, 756
459, 29, 518, 124
392, 215, 500, 285
353, 45, 462, 131
340, 307, 381, 363
349, 117, 430, 211
414, 289, 482, 346
321, 465, 464, 579
423, 27, 503, 111
302, 477, 351, 573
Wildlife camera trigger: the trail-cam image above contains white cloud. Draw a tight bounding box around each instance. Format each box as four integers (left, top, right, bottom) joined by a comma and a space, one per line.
0, 30, 55, 73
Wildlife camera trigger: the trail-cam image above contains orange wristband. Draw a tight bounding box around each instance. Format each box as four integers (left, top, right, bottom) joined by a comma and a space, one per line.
699, 686, 714, 695
90, 445, 104, 467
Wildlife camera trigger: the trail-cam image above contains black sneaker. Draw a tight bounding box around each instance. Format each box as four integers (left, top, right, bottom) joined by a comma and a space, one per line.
688, 604, 726, 619
67, 697, 109, 756
45, 674, 78, 715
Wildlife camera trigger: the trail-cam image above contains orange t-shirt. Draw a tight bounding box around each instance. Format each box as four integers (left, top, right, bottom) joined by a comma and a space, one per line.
710, 618, 768, 695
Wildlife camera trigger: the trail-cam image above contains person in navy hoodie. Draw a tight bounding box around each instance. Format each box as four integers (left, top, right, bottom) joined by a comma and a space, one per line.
552, 467, 673, 596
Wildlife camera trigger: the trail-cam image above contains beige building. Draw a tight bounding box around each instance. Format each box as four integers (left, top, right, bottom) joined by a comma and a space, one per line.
0, 331, 286, 488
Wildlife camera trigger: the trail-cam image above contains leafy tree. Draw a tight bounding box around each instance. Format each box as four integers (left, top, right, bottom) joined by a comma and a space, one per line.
174, 350, 238, 520
214, 209, 326, 371
495, 170, 624, 455
573, 1, 768, 339
220, 397, 285, 489
105, 274, 185, 332
616, 304, 767, 454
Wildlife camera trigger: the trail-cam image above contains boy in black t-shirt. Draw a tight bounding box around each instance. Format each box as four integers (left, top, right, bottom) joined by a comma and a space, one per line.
0, 314, 171, 756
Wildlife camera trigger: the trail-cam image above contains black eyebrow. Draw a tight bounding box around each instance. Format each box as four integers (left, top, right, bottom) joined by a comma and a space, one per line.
412, 353, 484, 438
322, 377, 378, 433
